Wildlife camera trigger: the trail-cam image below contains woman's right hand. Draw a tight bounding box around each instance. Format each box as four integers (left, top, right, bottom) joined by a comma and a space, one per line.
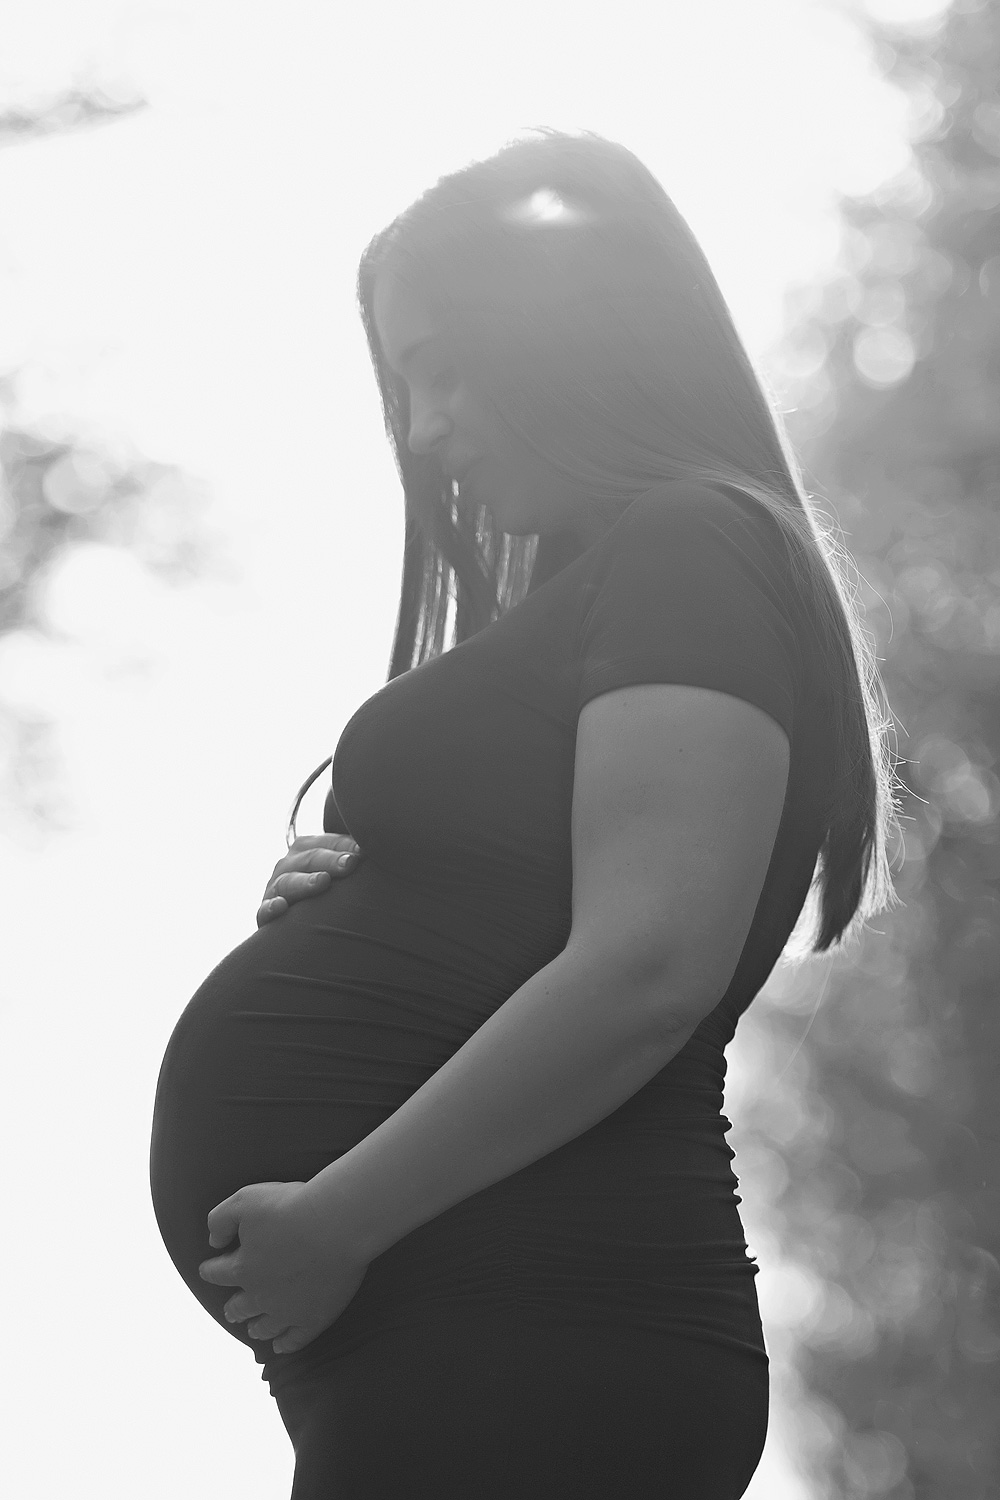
257, 834, 364, 928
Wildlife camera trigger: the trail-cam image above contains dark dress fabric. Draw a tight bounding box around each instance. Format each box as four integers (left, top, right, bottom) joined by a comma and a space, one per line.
150, 480, 832, 1497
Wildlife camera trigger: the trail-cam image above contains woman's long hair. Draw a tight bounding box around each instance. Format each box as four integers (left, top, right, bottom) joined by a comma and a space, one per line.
354, 126, 903, 960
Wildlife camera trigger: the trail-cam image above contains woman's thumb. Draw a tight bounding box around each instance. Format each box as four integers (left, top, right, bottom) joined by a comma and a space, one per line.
206, 1192, 241, 1249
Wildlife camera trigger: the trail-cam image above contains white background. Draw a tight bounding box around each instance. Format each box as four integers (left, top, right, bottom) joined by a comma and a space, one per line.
0, 0, 946, 1494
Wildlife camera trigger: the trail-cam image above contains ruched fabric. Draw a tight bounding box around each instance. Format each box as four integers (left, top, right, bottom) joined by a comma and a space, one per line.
150, 482, 831, 1496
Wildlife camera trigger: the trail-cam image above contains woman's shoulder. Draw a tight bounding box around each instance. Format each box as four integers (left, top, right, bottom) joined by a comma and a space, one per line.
601, 479, 793, 577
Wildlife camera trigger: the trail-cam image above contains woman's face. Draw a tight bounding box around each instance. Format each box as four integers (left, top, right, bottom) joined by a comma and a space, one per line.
372, 271, 613, 547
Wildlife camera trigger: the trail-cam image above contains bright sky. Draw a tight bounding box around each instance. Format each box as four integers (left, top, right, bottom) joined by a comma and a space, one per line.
0, 0, 950, 1495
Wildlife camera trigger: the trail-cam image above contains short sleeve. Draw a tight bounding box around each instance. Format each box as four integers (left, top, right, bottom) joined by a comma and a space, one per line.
576, 483, 800, 739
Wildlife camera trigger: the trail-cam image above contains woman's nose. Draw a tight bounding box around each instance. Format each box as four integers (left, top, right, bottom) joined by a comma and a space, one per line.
406, 403, 450, 458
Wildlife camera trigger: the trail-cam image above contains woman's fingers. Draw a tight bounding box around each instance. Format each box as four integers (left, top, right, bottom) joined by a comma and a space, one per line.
270, 852, 361, 896
256, 896, 289, 928
280, 837, 361, 877
246, 1316, 293, 1341
287, 835, 357, 853
268, 839, 362, 892
223, 1292, 261, 1322
256, 838, 364, 926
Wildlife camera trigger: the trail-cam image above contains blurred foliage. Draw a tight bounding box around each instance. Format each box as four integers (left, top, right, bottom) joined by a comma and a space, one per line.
733, 1, 1000, 1495
0, 78, 147, 147
0, 82, 232, 840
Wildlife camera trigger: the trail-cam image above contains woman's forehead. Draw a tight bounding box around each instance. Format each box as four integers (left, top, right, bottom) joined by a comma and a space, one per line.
373, 274, 440, 372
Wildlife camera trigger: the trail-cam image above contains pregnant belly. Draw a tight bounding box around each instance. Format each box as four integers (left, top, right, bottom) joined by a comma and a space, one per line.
149, 867, 557, 1342
149, 868, 758, 1372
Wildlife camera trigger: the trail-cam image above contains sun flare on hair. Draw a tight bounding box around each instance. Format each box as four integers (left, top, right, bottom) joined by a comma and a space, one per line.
501, 187, 591, 226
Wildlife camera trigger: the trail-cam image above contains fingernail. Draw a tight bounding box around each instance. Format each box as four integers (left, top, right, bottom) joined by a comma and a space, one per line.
338, 853, 355, 868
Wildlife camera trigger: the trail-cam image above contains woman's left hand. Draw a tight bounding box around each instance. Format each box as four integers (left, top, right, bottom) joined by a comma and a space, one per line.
198, 1180, 370, 1355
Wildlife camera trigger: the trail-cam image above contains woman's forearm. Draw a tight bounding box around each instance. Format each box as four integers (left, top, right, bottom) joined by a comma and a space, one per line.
303, 940, 701, 1264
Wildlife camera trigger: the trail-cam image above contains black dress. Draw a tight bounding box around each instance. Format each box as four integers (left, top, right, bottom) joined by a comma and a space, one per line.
150, 481, 831, 1498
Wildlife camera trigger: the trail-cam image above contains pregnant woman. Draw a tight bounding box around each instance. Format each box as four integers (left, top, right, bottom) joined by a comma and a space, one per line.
150, 127, 900, 1498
